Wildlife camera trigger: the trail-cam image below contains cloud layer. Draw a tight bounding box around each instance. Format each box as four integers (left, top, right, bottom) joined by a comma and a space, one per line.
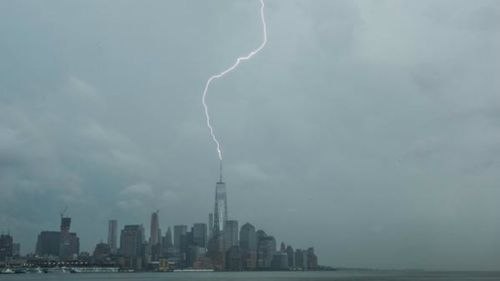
0, 0, 499, 270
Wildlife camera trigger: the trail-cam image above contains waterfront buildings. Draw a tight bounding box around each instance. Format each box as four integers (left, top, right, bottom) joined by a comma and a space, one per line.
34, 216, 79, 260
0, 234, 13, 261
15, 176, 319, 271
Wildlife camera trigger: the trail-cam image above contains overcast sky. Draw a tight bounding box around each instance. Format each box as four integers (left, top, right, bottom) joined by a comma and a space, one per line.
1, 0, 499, 271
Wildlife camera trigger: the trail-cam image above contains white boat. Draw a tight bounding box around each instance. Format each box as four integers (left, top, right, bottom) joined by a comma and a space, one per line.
49, 267, 70, 274
1, 268, 15, 274
30, 267, 44, 274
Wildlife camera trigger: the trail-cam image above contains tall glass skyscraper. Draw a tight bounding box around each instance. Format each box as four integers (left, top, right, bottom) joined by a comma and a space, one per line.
108, 219, 118, 254
213, 180, 227, 235
150, 211, 160, 245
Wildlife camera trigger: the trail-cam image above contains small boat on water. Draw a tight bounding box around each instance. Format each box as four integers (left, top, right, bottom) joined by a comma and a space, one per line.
1, 268, 15, 274
29, 267, 45, 274
48, 267, 70, 274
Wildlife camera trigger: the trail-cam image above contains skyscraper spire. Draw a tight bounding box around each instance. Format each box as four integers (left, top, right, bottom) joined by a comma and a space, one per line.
219, 159, 223, 183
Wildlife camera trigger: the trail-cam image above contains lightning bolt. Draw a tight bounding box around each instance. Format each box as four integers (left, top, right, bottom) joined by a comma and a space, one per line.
202, 0, 267, 161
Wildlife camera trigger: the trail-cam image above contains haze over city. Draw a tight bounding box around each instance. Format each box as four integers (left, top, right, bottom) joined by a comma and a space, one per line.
0, 0, 499, 271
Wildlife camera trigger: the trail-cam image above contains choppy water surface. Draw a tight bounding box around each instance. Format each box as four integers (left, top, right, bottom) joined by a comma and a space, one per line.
0, 271, 499, 281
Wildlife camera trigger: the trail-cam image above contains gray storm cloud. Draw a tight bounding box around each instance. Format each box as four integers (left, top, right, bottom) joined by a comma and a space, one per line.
0, 0, 499, 270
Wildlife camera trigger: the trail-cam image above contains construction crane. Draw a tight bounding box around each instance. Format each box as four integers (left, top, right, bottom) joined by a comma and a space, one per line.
60, 206, 68, 218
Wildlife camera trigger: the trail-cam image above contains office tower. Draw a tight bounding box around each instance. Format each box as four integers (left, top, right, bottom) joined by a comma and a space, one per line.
295, 249, 305, 270
120, 225, 145, 257
223, 220, 239, 251
108, 220, 118, 254
150, 211, 160, 245
271, 251, 289, 270
302, 250, 309, 270
161, 227, 173, 258
213, 180, 227, 235
12, 243, 20, 257
239, 223, 257, 270
179, 230, 191, 264
280, 242, 286, 252
286, 245, 295, 268
173, 225, 187, 250
163, 227, 173, 248
306, 247, 318, 269
208, 213, 214, 239
0, 234, 13, 261
149, 211, 161, 261
240, 223, 257, 251
257, 231, 276, 269
36, 231, 60, 257
59, 216, 79, 260
119, 225, 145, 269
192, 223, 208, 248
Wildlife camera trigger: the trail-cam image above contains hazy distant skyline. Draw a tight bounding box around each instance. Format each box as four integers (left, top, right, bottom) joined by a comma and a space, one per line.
1, 0, 499, 270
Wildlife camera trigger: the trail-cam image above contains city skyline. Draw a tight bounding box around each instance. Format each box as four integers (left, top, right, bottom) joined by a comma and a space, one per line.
0, 176, 319, 271
1, 0, 499, 271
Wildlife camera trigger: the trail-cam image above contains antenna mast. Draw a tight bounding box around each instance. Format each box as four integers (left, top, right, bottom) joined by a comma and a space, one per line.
219, 159, 223, 183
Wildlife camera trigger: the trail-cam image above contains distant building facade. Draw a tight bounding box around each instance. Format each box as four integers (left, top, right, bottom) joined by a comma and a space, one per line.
119, 224, 145, 269
173, 225, 187, 251
149, 211, 161, 261
36, 231, 60, 257
0, 234, 13, 261
257, 232, 276, 269
59, 216, 80, 260
34, 216, 79, 260
107, 219, 118, 254
286, 245, 295, 268
192, 223, 207, 248
239, 223, 257, 270
208, 213, 214, 240
225, 245, 242, 271
161, 227, 173, 257
150, 211, 160, 245
223, 220, 239, 251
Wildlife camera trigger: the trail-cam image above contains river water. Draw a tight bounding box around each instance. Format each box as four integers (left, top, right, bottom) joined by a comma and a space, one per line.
0, 271, 499, 281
